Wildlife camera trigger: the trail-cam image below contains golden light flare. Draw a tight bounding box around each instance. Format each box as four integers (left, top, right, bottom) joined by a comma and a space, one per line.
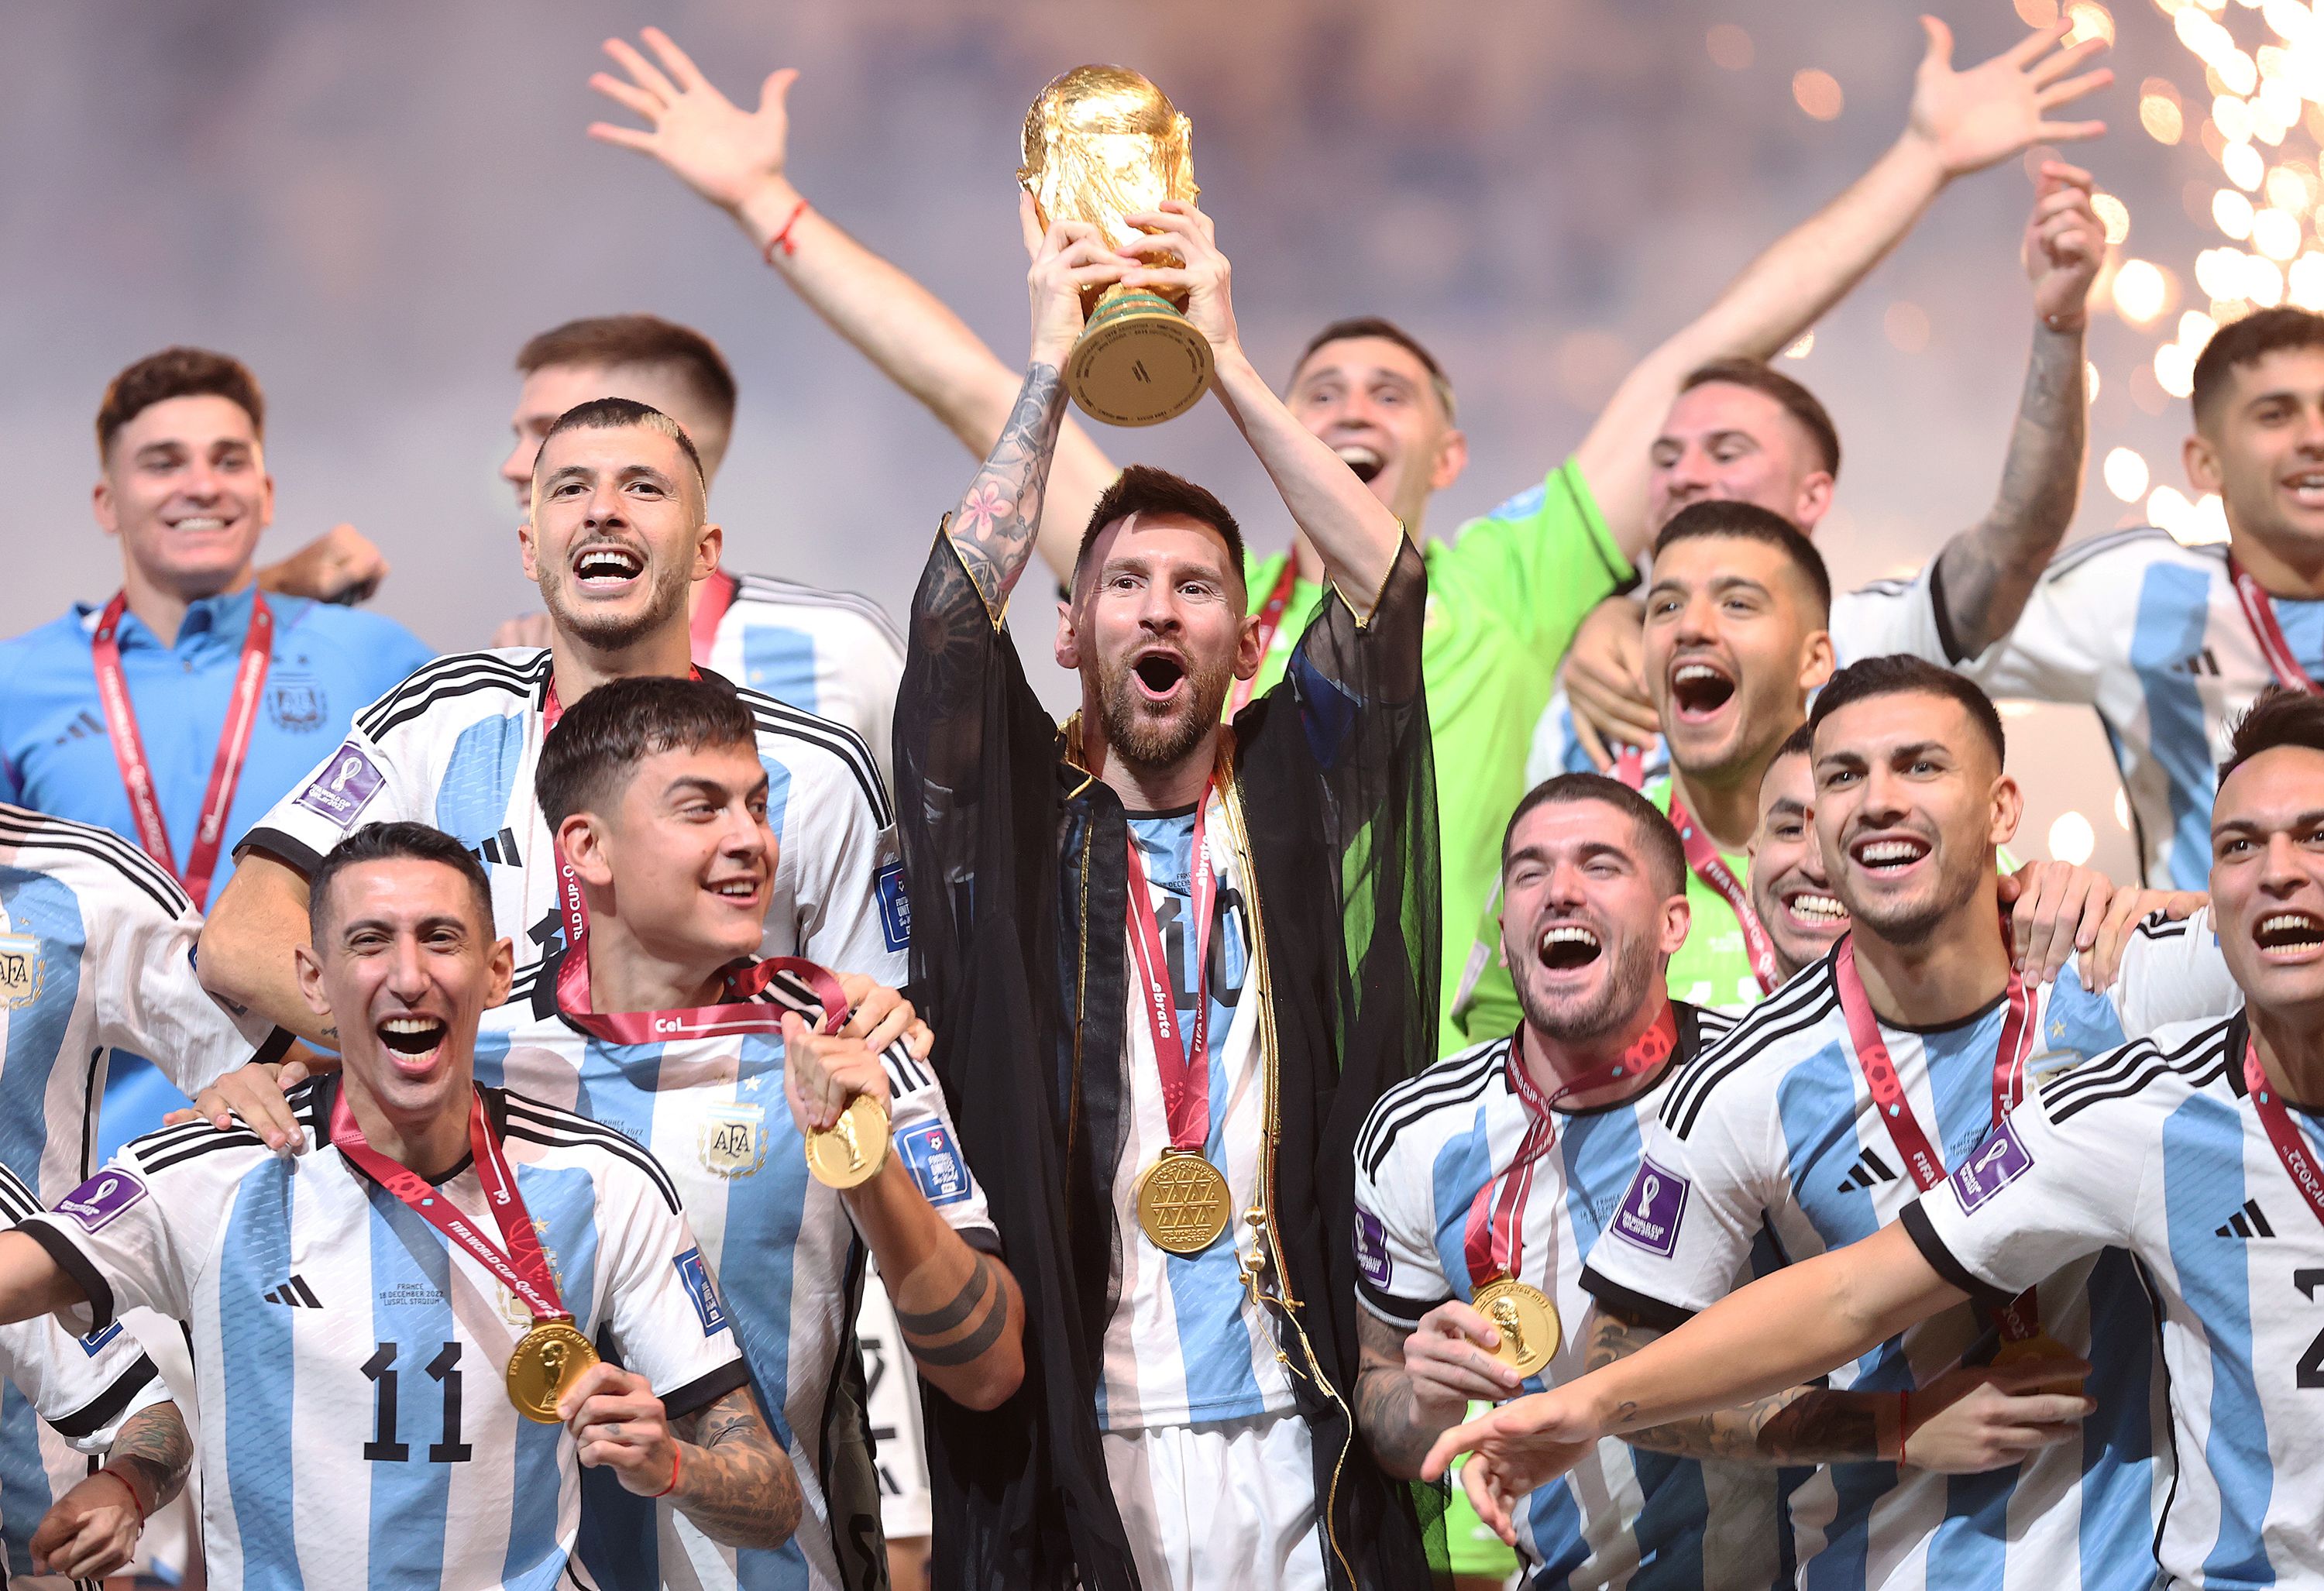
1705, 24, 1754, 70
2066, 1, 2117, 43
2216, 186, 2258, 235
2226, 140, 2267, 188
2094, 191, 2133, 242
2113, 258, 2173, 321
1782, 331, 1813, 359
1792, 69, 1843, 120
2104, 446, 2151, 502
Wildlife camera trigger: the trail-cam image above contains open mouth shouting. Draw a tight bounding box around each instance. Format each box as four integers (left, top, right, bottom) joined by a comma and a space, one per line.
376, 1014, 449, 1069
2254, 909, 2324, 960
570, 541, 647, 593
1536, 921, 1605, 973
1667, 657, 1738, 723
1130, 648, 1191, 706
1334, 444, 1385, 484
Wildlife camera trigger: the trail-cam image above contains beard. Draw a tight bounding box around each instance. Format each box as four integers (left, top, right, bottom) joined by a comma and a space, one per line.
538, 547, 693, 653
1093, 648, 1235, 772
1513, 925, 1662, 1046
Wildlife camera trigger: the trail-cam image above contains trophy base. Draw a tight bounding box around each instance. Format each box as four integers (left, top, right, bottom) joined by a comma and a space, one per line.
1067, 289, 1214, 428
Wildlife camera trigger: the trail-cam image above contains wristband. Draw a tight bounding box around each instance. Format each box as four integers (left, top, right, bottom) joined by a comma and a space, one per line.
762, 198, 810, 263
650, 1444, 682, 1500
94, 1466, 148, 1524
1895, 1390, 1914, 1468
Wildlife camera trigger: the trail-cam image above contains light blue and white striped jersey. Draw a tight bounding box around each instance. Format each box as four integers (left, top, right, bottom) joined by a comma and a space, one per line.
1951, 528, 2323, 890
22, 1077, 749, 1591
0, 1159, 174, 1591
1525, 571, 1952, 789
1581, 916, 2243, 1591
1354, 1009, 1783, 1591
239, 649, 908, 1016
704, 574, 906, 790
1099, 799, 1296, 1431
480, 973, 995, 1591
1908, 1012, 2324, 1590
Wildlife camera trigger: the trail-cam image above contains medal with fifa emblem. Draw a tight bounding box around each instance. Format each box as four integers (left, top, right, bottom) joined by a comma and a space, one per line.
1124, 799, 1233, 1253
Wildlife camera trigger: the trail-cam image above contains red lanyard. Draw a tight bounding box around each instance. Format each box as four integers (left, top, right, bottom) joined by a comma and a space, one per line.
1124, 799, 1219, 1153
2246, 1040, 2324, 1228
1667, 795, 1779, 995
90, 589, 273, 903
331, 1084, 571, 1325
690, 569, 737, 668
1834, 931, 2043, 1339
1462, 1006, 1678, 1284
2229, 558, 2320, 693
1226, 558, 1300, 717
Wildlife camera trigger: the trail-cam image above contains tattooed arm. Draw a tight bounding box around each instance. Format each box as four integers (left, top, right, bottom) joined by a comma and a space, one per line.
25, 1398, 192, 1580
103, 1397, 193, 1512
1929, 167, 2102, 661
1354, 1304, 1527, 1479
566, 1363, 801, 1550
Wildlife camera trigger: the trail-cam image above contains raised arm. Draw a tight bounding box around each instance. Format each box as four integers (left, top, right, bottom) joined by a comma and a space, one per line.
1119, 203, 1401, 603
198, 853, 335, 1049
1929, 163, 2102, 659
1573, 17, 2110, 554
586, 27, 1119, 586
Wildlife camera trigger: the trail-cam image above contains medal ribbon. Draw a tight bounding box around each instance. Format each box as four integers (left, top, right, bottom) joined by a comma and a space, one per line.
1834, 930, 2043, 1341
330, 1084, 571, 1324
689, 569, 737, 668
1124, 797, 1219, 1153
1460, 1005, 1679, 1286
91, 589, 274, 902
1226, 557, 1300, 717
2244, 1040, 2324, 1230
2229, 558, 2321, 694
1668, 796, 1779, 995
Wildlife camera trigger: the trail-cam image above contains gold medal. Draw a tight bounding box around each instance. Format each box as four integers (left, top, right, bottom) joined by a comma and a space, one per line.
1134, 1149, 1232, 1253
505, 1319, 600, 1423
1992, 1329, 2085, 1393
1471, 1276, 1560, 1378
804, 1094, 890, 1189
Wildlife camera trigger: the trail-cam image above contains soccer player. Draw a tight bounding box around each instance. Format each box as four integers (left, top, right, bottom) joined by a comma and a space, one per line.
477, 674, 1017, 1590
1424, 685, 2324, 1589
491, 316, 907, 784
10, 822, 799, 1587
1352, 774, 1769, 1589
193, 397, 906, 1084
1569, 656, 2241, 1591
894, 203, 1430, 1588
0, 348, 432, 912
579, 15, 2107, 1054
1746, 725, 1849, 986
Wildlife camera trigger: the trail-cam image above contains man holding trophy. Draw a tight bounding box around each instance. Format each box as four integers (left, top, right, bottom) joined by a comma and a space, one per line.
887, 102, 1439, 1591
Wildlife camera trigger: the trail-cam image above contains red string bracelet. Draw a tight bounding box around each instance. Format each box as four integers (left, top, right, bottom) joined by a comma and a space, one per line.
95, 1466, 148, 1524
762, 199, 810, 263
650, 1445, 682, 1500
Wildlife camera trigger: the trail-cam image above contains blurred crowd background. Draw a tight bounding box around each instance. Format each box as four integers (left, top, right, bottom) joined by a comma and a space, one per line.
12, 0, 2301, 881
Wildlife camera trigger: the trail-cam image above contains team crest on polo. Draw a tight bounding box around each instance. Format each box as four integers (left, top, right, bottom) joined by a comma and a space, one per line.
700, 1103, 767, 1177
0, 933, 42, 1011
267, 675, 326, 732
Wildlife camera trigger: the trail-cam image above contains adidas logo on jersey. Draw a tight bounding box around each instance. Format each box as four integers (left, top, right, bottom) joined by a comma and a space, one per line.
262, 1275, 323, 1308
468, 826, 521, 868
2171, 647, 2222, 679
1836, 1146, 1900, 1194
2215, 1198, 2275, 1239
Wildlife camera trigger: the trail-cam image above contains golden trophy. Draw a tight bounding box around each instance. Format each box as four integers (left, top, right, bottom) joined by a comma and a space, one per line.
1020, 64, 1215, 427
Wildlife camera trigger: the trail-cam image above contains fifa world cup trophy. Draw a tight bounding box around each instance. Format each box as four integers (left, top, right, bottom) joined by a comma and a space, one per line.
1019, 64, 1215, 427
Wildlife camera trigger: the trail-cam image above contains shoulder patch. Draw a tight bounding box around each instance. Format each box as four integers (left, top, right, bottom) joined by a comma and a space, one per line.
1353, 1205, 1394, 1288
1949, 1121, 2034, 1211
57, 1169, 147, 1232
294, 742, 386, 828
1611, 1160, 1690, 1256
79, 1321, 125, 1356
896, 1120, 971, 1207
673, 1247, 730, 1336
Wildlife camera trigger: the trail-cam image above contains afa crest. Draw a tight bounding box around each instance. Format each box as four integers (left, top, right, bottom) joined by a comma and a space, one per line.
700, 1103, 767, 1178
267, 677, 326, 732
0, 933, 44, 1012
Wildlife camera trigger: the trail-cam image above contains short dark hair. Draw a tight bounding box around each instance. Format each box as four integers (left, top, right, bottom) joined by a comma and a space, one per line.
534, 397, 706, 497
536, 675, 758, 827
309, 823, 494, 939
1772, 720, 1817, 763
2190, 305, 2324, 427
1809, 654, 2006, 768
518, 314, 738, 432
2219, 684, 2324, 788
1679, 357, 1841, 479
1074, 464, 1246, 589
1501, 773, 1687, 899
95, 347, 265, 461
1653, 500, 1833, 617
1290, 316, 1456, 421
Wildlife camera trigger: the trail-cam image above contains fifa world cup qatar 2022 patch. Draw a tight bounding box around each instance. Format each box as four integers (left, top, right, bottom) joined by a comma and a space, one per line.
1611, 1160, 1690, 1257
57, 1170, 147, 1233
1948, 1121, 2033, 1212
1353, 1206, 1393, 1288
295, 742, 386, 828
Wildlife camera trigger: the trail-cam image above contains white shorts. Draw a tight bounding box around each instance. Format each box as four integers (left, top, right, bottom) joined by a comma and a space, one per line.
1101, 1411, 1325, 1591
858, 1257, 931, 1540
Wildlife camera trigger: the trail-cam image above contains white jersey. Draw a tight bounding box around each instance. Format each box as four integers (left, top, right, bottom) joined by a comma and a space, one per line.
1580, 916, 2242, 1591
1353, 1009, 1783, 1591
1946, 528, 2317, 890
1528, 569, 1954, 788
22, 1077, 747, 1591
703, 574, 906, 790
1907, 1011, 2324, 1590
1100, 796, 1298, 1432
0, 1159, 175, 1591
478, 978, 995, 1591
240, 649, 908, 1015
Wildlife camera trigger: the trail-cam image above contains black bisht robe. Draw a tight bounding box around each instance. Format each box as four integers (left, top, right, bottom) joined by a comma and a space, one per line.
895, 524, 1442, 1590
